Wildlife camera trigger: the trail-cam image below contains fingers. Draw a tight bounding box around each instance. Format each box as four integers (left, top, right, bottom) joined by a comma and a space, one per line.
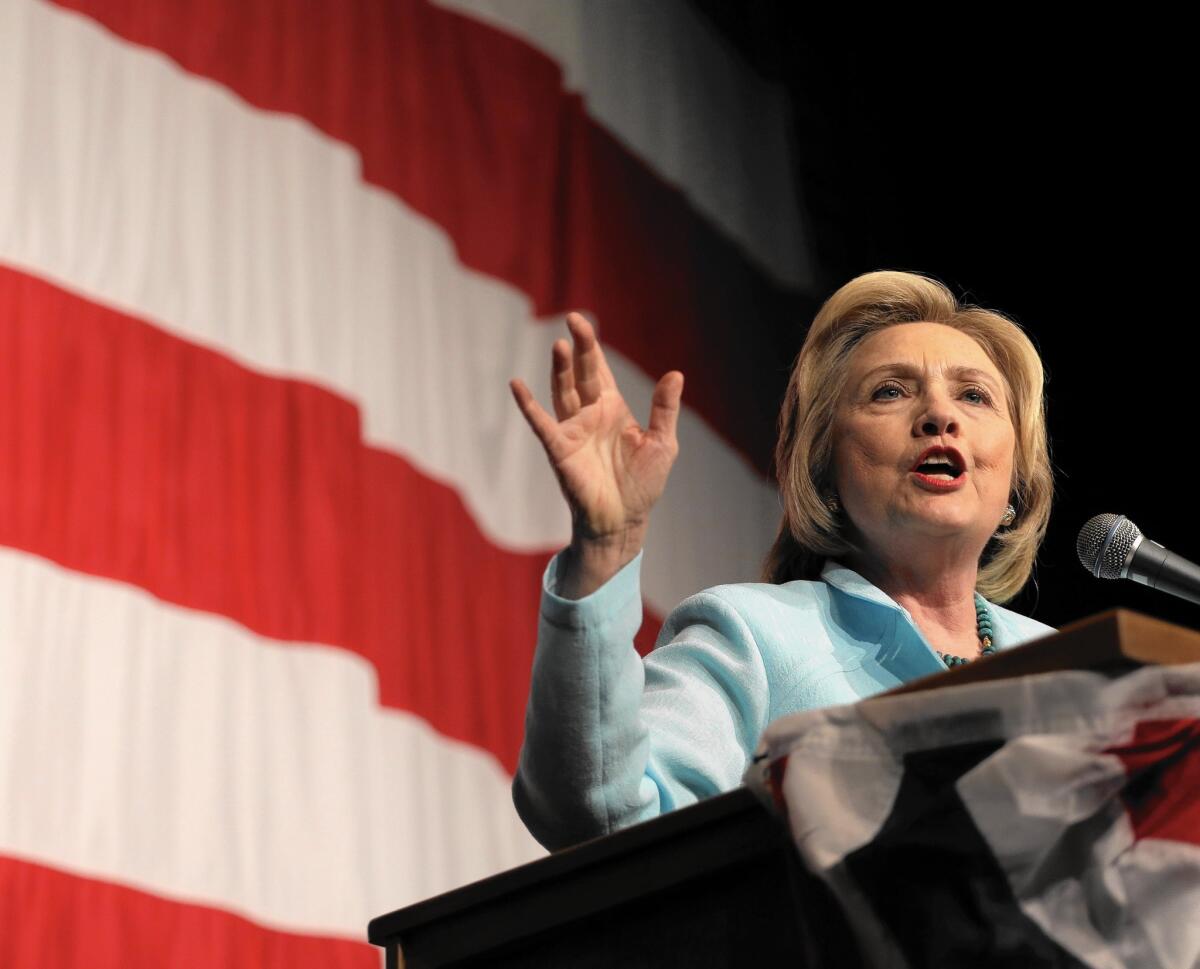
647, 371, 684, 445
551, 339, 581, 420
509, 378, 561, 455
566, 312, 616, 405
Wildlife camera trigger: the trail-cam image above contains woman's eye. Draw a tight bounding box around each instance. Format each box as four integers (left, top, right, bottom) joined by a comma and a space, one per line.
872, 383, 904, 401
963, 386, 991, 405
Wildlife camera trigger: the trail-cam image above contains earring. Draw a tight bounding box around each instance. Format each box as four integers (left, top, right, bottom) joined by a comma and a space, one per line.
823, 493, 841, 515
999, 504, 1016, 527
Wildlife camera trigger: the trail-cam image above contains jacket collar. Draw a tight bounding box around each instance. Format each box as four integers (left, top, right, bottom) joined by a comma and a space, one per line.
819, 559, 1019, 654
819, 559, 908, 614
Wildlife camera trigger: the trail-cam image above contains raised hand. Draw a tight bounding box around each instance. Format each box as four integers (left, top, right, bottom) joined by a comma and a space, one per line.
510, 313, 683, 597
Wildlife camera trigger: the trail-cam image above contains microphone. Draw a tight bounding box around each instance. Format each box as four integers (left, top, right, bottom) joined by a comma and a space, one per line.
1076, 514, 1200, 607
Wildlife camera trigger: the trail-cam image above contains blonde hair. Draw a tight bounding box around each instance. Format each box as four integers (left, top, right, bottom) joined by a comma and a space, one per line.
763, 270, 1051, 603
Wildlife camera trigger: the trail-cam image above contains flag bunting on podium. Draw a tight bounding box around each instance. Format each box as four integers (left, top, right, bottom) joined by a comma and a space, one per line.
749, 664, 1200, 969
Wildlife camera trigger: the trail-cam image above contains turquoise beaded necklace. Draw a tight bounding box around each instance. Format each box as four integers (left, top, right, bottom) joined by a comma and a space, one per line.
936, 594, 997, 669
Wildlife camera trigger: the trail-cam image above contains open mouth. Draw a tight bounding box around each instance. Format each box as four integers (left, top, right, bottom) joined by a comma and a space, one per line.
911, 448, 965, 482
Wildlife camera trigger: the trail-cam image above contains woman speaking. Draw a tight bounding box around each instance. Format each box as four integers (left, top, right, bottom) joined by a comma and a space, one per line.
508, 271, 1055, 851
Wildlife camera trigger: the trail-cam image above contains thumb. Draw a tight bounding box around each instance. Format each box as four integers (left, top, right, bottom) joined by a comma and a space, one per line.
646, 371, 683, 443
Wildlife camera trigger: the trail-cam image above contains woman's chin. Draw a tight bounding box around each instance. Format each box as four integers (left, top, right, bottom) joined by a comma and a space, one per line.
896, 504, 992, 542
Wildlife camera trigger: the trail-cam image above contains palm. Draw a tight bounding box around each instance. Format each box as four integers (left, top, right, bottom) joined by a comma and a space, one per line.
550, 388, 674, 536
511, 314, 683, 541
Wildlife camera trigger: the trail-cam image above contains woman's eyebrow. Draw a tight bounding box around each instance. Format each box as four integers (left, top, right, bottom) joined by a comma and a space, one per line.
857, 363, 919, 383
947, 366, 1005, 393
854, 363, 1006, 395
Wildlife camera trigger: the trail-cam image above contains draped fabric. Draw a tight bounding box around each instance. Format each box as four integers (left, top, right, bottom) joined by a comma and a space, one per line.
750, 665, 1200, 969
0, 1, 808, 963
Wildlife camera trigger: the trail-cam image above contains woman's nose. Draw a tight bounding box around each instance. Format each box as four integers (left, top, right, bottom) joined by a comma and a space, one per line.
914, 395, 958, 437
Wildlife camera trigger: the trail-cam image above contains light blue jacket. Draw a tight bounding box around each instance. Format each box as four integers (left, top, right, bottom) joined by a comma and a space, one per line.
513, 551, 1055, 850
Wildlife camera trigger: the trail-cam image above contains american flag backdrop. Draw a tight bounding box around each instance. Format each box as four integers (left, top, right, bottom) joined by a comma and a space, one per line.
0, 1, 810, 964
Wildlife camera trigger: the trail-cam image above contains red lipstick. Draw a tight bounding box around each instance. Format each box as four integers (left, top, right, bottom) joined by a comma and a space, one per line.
910, 446, 967, 491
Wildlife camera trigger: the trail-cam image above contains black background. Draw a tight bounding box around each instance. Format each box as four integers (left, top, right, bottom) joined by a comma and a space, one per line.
691, 7, 1196, 629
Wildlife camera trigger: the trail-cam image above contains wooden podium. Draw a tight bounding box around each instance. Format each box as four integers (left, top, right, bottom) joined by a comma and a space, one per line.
368, 786, 854, 967
367, 611, 1200, 968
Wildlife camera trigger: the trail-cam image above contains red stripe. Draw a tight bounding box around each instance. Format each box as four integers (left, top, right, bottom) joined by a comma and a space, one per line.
766, 755, 790, 816
1106, 718, 1200, 848
0, 265, 660, 773
49, 0, 801, 477
0, 855, 376, 969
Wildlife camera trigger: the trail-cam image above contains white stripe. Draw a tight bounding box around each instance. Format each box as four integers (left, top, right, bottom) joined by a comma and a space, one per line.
1104, 838, 1200, 969
434, 0, 814, 292
0, 546, 543, 937
0, 0, 779, 613
1009, 810, 1200, 968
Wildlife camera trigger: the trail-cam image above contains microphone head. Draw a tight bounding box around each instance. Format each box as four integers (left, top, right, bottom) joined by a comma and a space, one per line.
1077, 513, 1142, 580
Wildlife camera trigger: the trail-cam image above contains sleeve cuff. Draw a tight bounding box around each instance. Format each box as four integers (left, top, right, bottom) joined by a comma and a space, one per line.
540, 549, 644, 633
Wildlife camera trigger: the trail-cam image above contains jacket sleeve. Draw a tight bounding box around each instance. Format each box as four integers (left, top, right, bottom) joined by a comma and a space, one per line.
512, 551, 771, 850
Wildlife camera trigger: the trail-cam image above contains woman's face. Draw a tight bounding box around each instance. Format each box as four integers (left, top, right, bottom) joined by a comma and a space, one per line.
832, 322, 1016, 564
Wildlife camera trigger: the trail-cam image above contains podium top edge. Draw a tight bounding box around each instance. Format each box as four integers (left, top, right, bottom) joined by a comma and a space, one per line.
884, 607, 1200, 697
367, 786, 773, 945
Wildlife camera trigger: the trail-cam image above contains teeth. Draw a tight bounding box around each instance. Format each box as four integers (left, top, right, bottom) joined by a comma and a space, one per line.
915, 453, 960, 477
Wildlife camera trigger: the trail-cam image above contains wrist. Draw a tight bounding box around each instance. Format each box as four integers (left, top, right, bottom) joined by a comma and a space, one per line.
558, 523, 646, 599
